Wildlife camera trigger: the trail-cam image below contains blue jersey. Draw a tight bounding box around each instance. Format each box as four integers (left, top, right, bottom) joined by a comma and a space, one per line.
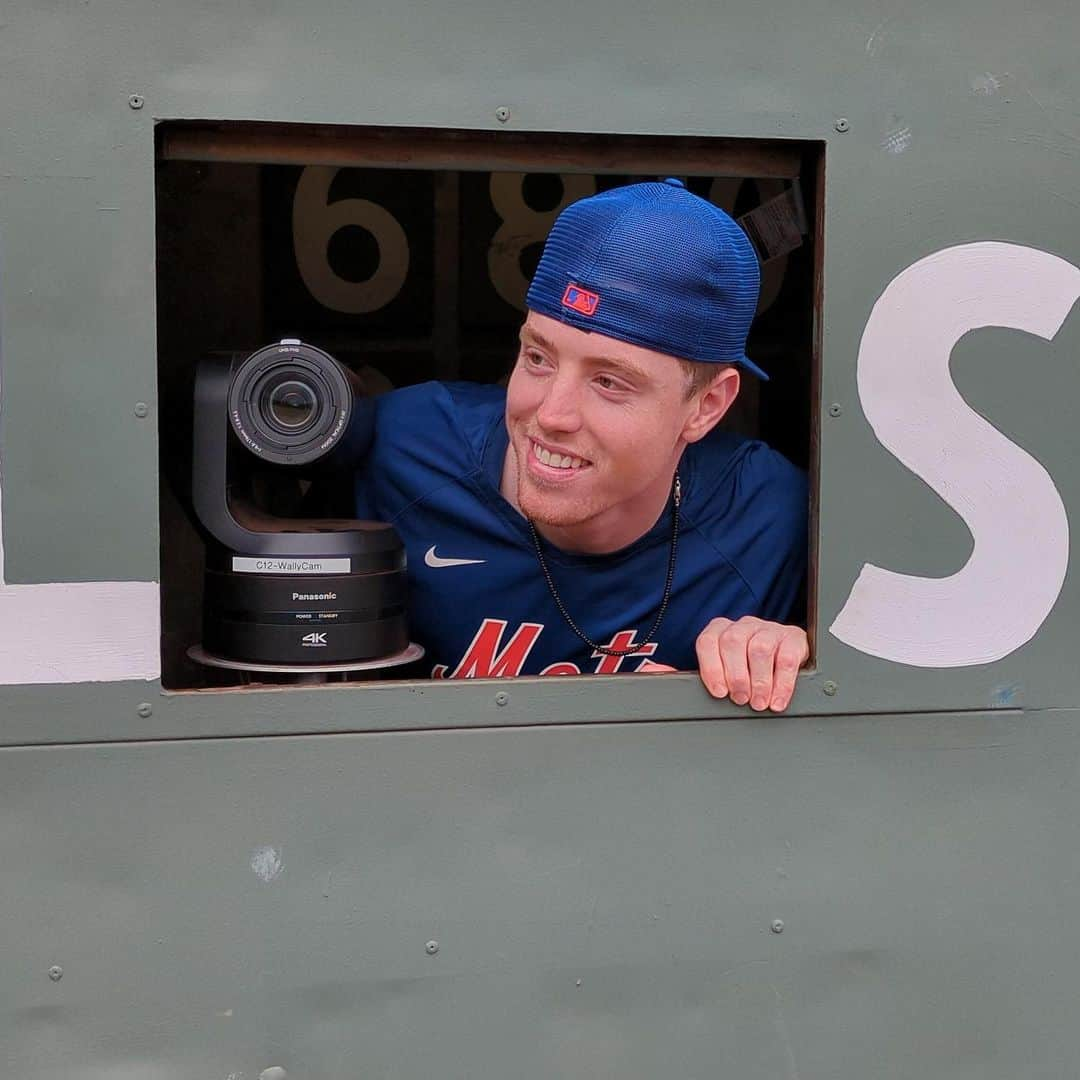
355, 382, 807, 678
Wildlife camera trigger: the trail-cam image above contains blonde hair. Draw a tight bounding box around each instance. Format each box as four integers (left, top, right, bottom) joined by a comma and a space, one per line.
677, 358, 734, 399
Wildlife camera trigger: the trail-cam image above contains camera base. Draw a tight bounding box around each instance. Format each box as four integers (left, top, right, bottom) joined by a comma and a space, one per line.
187, 641, 424, 674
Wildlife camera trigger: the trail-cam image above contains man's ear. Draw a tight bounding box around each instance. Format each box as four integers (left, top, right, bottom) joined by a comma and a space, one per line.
682, 366, 741, 443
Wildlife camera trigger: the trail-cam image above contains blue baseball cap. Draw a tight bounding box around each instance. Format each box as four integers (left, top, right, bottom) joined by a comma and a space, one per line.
526, 178, 767, 379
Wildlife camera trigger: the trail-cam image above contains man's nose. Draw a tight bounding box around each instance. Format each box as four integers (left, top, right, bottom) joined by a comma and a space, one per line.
535, 373, 583, 433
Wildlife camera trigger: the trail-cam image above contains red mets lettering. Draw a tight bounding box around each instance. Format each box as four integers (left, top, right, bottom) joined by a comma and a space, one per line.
434, 618, 544, 679
432, 621, 665, 679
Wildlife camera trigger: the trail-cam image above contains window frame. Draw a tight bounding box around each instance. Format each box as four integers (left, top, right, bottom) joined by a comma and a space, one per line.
155, 120, 823, 712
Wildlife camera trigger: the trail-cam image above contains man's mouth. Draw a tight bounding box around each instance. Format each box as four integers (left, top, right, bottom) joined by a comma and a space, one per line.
530, 439, 589, 471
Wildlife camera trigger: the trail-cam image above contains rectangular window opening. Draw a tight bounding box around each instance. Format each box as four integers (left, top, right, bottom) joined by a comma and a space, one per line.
156, 122, 822, 693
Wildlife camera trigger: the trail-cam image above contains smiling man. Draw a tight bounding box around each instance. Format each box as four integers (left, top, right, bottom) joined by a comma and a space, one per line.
355, 178, 809, 711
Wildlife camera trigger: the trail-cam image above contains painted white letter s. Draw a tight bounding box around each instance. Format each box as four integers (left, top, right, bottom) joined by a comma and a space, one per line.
830, 242, 1080, 667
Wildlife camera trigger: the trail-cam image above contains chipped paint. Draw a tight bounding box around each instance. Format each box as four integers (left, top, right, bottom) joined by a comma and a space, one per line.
881, 123, 913, 155
865, 18, 894, 58
249, 846, 284, 883
991, 682, 1023, 708
971, 72, 1003, 96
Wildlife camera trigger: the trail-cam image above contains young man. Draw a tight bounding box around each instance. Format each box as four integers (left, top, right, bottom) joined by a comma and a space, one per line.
355, 179, 809, 711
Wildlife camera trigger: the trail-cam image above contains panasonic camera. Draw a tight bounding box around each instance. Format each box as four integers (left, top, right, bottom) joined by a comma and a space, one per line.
191, 339, 409, 666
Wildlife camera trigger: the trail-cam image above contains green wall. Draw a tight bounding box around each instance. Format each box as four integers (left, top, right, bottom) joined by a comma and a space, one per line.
1, 1, 1079, 1075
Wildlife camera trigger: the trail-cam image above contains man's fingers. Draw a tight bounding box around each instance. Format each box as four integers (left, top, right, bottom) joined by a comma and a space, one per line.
717, 621, 758, 705
697, 618, 809, 711
769, 630, 810, 712
696, 618, 733, 698
746, 629, 784, 711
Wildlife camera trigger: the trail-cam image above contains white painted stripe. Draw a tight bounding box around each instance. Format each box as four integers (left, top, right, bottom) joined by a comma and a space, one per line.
0, 582, 160, 685
0, 357, 160, 685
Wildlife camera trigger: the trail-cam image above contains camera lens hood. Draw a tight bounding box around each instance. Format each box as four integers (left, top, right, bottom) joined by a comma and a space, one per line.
228, 340, 358, 466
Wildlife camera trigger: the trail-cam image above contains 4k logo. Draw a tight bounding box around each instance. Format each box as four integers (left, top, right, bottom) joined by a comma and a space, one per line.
301, 632, 328, 647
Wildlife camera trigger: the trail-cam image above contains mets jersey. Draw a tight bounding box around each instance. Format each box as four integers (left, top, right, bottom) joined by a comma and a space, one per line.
354, 382, 807, 678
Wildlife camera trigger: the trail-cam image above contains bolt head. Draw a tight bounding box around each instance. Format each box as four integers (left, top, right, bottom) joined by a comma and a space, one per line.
823, 680, 838, 697
495, 691, 509, 706
134, 402, 149, 418
771, 919, 785, 934
828, 403, 843, 417
137, 702, 153, 718
495, 106, 510, 122
128, 94, 145, 110
425, 940, 440, 955
834, 117, 850, 132
48, 965, 63, 981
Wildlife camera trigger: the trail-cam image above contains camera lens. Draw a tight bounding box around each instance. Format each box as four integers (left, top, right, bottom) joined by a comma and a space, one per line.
266, 379, 317, 430
228, 341, 369, 466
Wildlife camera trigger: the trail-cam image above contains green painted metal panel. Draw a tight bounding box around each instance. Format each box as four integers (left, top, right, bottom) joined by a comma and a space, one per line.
3, 714, 1076, 1079
1, 0, 1078, 710
1, 1, 1079, 1075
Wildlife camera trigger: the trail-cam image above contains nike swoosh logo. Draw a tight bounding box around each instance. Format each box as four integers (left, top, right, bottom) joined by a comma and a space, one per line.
424, 545, 487, 568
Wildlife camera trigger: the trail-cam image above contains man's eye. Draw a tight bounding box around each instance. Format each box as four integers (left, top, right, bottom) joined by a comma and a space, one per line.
523, 349, 548, 368
595, 374, 625, 392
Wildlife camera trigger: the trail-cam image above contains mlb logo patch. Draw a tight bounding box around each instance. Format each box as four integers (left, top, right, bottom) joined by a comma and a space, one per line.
562, 284, 600, 316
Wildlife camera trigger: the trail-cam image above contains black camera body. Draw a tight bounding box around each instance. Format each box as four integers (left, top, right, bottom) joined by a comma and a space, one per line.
192, 339, 409, 666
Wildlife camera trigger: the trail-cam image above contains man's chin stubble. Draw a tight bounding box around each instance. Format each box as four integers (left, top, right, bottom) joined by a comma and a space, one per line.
517, 476, 594, 528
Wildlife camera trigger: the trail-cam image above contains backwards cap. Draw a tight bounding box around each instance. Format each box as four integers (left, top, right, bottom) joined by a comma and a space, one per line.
526, 178, 767, 379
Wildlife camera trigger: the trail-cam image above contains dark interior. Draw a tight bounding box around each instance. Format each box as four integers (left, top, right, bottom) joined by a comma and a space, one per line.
156, 123, 822, 690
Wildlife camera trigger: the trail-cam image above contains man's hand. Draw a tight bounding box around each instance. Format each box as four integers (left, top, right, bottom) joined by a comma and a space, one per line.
695, 616, 809, 712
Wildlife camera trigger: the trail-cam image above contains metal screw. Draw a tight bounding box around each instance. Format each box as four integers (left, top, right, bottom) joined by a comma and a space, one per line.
834, 117, 850, 133
828, 402, 843, 417
823, 680, 838, 697
134, 402, 149, 418
128, 94, 145, 110
425, 940, 440, 955
494, 106, 510, 123
137, 702, 153, 718
771, 920, 785, 934
48, 965, 63, 982
494, 691, 509, 706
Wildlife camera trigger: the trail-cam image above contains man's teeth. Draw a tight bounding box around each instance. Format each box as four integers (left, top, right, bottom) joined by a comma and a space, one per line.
533, 442, 584, 470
